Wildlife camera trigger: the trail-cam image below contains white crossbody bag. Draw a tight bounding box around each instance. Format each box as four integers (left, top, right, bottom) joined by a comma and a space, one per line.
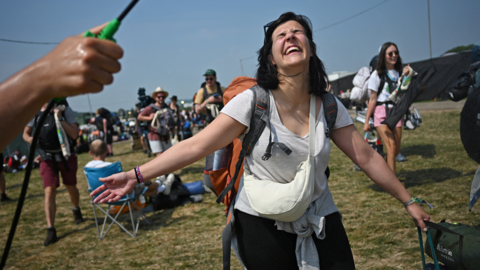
244, 94, 316, 222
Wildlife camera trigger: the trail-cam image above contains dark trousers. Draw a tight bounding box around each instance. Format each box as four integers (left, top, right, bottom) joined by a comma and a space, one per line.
234, 211, 355, 270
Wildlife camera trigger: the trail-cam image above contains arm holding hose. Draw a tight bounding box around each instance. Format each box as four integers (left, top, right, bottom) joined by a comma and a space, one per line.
0, 24, 123, 150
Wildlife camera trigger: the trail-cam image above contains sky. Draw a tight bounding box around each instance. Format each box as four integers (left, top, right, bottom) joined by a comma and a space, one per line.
1, 0, 479, 113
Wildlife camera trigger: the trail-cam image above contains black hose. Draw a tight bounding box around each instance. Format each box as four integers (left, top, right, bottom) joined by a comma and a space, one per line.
0, 99, 55, 269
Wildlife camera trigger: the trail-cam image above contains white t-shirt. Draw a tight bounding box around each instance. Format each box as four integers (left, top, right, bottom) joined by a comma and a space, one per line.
221, 89, 353, 218
85, 160, 112, 168
368, 69, 399, 103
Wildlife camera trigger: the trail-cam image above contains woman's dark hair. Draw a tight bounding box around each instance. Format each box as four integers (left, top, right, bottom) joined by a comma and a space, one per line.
376, 42, 403, 77
256, 12, 329, 95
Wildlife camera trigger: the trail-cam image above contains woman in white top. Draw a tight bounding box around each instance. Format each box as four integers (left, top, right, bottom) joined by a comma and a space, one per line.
90, 13, 428, 270
364, 42, 410, 174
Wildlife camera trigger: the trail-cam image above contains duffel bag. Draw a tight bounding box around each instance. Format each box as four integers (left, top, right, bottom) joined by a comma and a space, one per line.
425, 220, 480, 270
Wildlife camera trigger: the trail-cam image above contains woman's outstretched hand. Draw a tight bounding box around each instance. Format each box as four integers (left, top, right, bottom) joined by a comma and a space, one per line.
89, 172, 137, 203
405, 203, 431, 232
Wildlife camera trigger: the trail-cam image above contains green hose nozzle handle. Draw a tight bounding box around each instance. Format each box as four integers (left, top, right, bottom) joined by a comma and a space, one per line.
83, 18, 121, 42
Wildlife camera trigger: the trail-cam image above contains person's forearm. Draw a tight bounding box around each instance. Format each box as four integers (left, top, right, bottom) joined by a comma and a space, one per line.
0, 67, 52, 150
365, 96, 377, 122
195, 102, 207, 114
61, 122, 79, 140
130, 135, 213, 181
361, 151, 411, 203
137, 115, 150, 121
134, 114, 244, 181
22, 129, 34, 144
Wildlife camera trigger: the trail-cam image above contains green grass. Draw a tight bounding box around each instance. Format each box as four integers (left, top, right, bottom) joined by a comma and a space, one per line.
1, 110, 479, 269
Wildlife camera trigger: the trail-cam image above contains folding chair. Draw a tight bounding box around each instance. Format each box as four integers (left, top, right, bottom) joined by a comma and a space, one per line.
84, 161, 150, 239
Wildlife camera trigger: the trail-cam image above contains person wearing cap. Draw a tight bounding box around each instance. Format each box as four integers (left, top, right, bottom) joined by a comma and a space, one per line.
194, 69, 226, 124
138, 87, 174, 157
168, 95, 184, 142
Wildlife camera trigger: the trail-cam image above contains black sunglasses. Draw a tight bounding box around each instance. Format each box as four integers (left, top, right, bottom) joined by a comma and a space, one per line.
263, 20, 275, 44
205, 77, 215, 81
156, 95, 165, 99
388, 51, 399, 57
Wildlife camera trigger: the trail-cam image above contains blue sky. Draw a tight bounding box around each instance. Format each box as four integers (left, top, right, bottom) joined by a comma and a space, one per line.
1, 0, 479, 112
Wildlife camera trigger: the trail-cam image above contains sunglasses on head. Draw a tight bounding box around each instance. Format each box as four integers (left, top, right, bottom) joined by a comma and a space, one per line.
263, 15, 307, 44
387, 51, 399, 57
263, 20, 275, 44
205, 77, 215, 81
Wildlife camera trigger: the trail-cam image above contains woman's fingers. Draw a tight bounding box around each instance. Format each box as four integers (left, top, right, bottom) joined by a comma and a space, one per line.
99, 176, 114, 183
92, 188, 110, 203
406, 204, 430, 232
90, 184, 107, 197
415, 218, 428, 232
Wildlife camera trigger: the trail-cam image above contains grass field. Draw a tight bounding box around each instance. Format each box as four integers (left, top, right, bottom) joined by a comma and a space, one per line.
0, 110, 479, 269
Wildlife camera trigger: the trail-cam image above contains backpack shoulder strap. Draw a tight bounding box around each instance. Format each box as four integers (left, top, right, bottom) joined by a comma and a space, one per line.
203, 85, 208, 101
247, 85, 270, 152
321, 92, 337, 180
321, 92, 337, 138
149, 104, 161, 112
216, 84, 269, 204
379, 73, 396, 95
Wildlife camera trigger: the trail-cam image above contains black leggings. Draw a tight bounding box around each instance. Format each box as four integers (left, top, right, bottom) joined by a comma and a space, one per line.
234, 211, 355, 270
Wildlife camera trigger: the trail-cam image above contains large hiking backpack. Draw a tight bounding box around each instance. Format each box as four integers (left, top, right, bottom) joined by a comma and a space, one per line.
350, 66, 373, 103
149, 104, 174, 136
447, 61, 480, 102
34, 101, 74, 171
204, 76, 338, 269
34, 101, 73, 154
36, 110, 63, 152
350, 67, 392, 103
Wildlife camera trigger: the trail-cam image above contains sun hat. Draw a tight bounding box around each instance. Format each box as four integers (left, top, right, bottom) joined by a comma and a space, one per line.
203, 69, 216, 76
151, 87, 169, 99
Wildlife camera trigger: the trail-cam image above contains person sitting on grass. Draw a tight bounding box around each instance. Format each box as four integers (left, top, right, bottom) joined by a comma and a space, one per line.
85, 139, 172, 197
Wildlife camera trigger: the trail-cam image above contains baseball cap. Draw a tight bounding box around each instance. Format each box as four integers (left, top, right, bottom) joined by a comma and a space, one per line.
203, 69, 216, 76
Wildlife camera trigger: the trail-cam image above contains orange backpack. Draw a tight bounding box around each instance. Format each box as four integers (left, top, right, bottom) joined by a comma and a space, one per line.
203, 77, 259, 215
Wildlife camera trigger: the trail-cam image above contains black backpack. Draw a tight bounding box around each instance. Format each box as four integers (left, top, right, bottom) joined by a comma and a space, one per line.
447, 62, 480, 102
98, 107, 122, 128
35, 111, 62, 152
34, 101, 74, 171
34, 101, 73, 154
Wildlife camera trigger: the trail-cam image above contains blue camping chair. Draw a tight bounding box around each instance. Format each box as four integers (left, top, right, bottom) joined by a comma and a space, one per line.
84, 161, 150, 239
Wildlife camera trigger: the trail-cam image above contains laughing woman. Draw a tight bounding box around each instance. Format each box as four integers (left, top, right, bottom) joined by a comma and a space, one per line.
90, 12, 429, 270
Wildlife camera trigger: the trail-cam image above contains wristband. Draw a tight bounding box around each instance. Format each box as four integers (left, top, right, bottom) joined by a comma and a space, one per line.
403, 197, 416, 207
403, 197, 433, 209
134, 166, 144, 184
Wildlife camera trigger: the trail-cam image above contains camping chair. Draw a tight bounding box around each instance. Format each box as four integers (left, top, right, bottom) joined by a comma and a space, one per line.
84, 161, 150, 239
